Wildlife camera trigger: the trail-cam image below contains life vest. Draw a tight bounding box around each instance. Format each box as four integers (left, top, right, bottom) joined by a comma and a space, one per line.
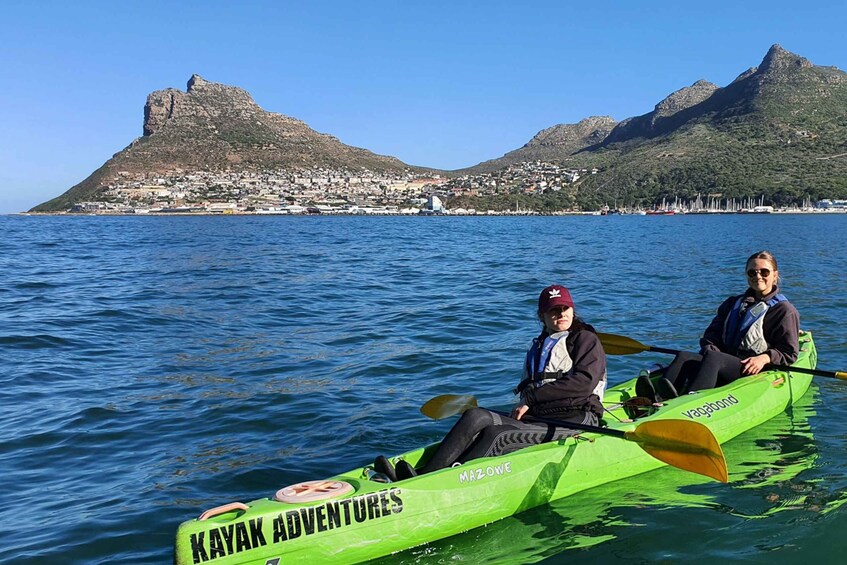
518, 331, 606, 400
525, 331, 571, 380
723, 293, 787, 355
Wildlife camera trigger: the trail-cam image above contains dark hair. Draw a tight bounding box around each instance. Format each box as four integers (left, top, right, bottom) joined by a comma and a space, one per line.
538, 315, 596, 335
571, 317, 597, 334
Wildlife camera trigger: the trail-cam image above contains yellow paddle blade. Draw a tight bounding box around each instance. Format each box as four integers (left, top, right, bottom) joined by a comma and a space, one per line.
420, 394, 478, 420
625, 419, 728, 483
596, 333, 650, 356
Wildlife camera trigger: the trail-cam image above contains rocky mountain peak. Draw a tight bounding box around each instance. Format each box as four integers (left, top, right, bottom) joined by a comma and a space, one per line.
187, 74, 207, 91
732, 67, 758, 83
600, 79, 719, 146
526, 116, 617, 147
759, 44, 812, 73
577, 116, 618, 131
143, 75, 263, 137
135, 75, 411, 173
462, 116, 618, 173
654, 79, 718, 117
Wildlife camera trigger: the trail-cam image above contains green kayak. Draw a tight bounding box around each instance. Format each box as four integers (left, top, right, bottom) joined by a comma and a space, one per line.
174, 332, 817, 565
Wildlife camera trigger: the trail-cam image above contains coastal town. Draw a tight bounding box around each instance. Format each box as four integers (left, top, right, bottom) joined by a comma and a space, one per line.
65, 160, 847, 216
67, 161, 603, 216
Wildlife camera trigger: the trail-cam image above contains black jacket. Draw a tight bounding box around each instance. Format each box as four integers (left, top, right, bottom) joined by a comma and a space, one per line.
700, 287, 800, 365
522, 327, 606, 418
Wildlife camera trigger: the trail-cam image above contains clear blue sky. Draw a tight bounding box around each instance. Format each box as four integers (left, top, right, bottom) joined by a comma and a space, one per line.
2, 0, 846, 214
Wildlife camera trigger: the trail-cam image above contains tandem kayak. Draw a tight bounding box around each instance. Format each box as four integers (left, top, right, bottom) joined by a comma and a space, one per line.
174, 332, 817, 565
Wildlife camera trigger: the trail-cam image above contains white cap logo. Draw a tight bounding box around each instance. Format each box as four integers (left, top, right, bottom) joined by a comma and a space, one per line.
548, 289, 561, 298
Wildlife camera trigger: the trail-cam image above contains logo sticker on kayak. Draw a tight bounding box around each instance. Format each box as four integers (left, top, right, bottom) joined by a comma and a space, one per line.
681, 394, 739, 419
458, 462, 512, 484
189, 487, 403, 563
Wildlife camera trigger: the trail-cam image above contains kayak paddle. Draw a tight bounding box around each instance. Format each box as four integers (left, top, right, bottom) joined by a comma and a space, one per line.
420, 394, 728, 483
420, 393, 479, 420
597, 332, 847, 381
597, 332, 683, 356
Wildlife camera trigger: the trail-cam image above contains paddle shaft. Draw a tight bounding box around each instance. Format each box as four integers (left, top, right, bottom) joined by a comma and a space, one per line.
646, 344, 682, 355
490, 409, 626, 439
598, 332, 846, 380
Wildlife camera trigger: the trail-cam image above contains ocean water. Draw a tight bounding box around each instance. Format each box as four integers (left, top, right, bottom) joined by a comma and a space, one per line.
2, 214, 847, 564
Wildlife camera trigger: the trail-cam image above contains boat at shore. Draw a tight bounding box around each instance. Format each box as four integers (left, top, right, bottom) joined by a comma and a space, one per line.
174, 332, 817, 565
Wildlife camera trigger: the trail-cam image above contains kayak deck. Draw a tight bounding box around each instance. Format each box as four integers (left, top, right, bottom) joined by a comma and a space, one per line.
175, 332, 816, 565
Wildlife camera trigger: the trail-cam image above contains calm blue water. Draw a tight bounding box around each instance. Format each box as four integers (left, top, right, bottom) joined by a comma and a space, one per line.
2, 214, 847, 563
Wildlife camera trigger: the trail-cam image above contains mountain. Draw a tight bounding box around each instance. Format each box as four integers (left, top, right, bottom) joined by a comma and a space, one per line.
33, 45, 847, 212
570, 44, 847, 206
464, 116, 617, 174
32, 75, 424, 211
453, 44, 847, 210
598, 80, 719, 145
596, 44, 841, 149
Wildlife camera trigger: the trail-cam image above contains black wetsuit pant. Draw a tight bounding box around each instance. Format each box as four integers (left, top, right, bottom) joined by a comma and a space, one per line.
664, 350, 743, 393
421, 407, 599, 474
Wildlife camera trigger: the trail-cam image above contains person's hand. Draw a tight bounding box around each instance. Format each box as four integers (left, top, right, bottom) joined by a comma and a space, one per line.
741, 354, 770, 375
511, 404, 530, 420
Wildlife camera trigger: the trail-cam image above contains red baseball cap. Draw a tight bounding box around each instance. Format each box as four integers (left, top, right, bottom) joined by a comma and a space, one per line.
538, 285, 574, 313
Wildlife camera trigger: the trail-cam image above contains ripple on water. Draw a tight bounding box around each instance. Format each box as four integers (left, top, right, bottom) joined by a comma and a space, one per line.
0, 333, 79, 348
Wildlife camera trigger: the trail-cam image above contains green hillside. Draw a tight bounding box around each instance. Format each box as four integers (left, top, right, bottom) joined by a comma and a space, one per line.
453, 45, 847, 211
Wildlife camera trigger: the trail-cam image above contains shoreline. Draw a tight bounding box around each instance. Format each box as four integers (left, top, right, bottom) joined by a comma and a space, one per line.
14, 209, 847, 218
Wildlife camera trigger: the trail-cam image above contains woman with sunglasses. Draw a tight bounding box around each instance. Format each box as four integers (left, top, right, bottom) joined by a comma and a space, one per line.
375, 284, 607, 481
640, 250, 800, 399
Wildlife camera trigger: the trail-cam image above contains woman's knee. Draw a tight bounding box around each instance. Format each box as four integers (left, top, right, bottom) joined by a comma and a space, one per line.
702, 350, 739, 370
455, 407, 496, 433
701, 349, 725, 366
666, 351, 702, 384
678, 351, 701, 363
691, 350, 742, 389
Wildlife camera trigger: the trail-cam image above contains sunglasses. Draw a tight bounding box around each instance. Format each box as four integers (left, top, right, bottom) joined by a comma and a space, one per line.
746, 268, 771, 278
545, 306, 571, 316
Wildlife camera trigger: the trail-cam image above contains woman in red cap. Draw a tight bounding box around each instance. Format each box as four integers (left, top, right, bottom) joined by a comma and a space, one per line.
376, 284, 607, 480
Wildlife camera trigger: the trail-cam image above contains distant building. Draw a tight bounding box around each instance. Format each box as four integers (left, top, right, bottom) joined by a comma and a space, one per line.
419, 195, 445, 215
427, 195, 444, 212
817, 199, 847, 209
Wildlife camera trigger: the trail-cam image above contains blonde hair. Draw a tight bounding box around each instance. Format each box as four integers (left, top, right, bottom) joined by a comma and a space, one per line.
746, 250, 779, 284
